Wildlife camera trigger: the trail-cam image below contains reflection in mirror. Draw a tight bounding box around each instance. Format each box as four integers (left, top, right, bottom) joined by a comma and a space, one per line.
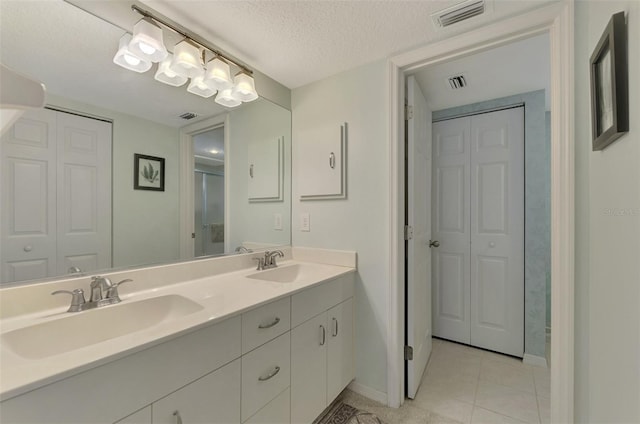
0, 0, 291, 285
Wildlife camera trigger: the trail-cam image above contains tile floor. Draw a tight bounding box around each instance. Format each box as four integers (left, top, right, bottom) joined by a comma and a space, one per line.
343, 338, 550, 424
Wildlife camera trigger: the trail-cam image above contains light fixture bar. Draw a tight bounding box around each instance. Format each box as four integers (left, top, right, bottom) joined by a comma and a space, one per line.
131, 4, 253, 76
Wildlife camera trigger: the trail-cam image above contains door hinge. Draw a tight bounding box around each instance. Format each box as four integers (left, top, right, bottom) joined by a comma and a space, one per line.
404, 225, 413, 240
404, 345, 414, 360
405, 104, 414, 120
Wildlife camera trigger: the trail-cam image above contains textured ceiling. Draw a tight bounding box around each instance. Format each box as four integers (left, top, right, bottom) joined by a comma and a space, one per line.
411, 33, 550, 111
142, 0, 556, 89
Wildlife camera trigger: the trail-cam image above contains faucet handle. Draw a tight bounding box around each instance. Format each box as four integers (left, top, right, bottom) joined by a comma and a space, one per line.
105, 279, 132, 301
52, 289, 86, 312
253, 257, 265, 270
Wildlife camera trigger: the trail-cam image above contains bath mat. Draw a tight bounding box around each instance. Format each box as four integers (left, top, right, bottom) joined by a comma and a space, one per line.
315, 401, 386, 424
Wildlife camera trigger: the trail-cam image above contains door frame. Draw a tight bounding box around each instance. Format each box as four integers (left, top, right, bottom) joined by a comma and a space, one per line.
387, 2, 574, 422
179, 114, 230, 259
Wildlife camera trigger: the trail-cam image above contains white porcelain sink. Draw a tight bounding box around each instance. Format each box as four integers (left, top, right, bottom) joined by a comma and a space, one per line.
247, 264, 304, 283
2, 295, 203, 359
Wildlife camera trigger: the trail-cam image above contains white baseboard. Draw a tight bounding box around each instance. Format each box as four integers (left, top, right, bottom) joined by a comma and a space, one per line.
523, 353, 548, 368
347, 381, 388, 406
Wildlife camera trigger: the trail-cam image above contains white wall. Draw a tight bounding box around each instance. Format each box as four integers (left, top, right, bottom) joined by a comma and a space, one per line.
574, 1, 640, 422
227, 99, 292, 250
292, 60, 389, 395
46, 94, 181, 269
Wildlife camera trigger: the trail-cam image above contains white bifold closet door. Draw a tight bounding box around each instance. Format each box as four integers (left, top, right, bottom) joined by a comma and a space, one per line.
432, 107, 524, 358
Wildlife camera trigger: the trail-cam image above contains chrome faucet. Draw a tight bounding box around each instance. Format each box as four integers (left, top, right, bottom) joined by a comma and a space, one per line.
52, 276, 133, 312
264, 250, 284, 269
235, 246, 253, 254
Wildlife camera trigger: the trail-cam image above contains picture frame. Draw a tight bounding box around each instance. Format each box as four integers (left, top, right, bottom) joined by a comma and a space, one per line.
590, 11, 628, 151
134, 153, 165, 191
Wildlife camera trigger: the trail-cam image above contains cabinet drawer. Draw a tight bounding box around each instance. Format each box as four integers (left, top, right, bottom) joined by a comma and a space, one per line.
153, 359, 241, 424
291, 274, 354, 327
241, 332, 291, 422
242, 297, 290, 354
244, 388, 290, 424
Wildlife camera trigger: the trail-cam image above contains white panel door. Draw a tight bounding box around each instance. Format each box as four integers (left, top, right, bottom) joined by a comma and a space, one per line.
406, 76, 433, 399
248, 137, 283, 201
56, 112, 112, 276
432, 107, 524, 357
431, 117, 471, 344
0, 109, 57, 283
470, 108, 524, 357
298, 123, 346, 199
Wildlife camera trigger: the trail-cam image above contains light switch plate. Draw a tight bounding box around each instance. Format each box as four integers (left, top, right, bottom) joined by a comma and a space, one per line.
274, 213, 283, 231
300, 213, 310, 232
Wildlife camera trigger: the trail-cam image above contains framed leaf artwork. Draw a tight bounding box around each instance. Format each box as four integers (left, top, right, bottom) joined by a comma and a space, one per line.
134, 153, 165, 191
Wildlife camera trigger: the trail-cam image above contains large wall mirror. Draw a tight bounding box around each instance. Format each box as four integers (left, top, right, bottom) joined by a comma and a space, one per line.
0, 0, 291, 285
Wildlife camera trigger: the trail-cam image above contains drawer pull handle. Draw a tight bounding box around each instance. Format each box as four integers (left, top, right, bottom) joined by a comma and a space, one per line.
320, 325, 326, 345
173, 410, 183, 424
258, 366, 281, 382
332, 317, 338, 337
329, 152, 336, 169
258, 317, 280, 329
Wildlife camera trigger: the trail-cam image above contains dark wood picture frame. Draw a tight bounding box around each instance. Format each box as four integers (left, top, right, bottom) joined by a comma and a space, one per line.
134, 153, 165, 191
590, 11, 628, 151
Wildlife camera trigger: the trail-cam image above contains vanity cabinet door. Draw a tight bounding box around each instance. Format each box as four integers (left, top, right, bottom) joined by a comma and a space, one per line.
152, 359, 241, 424
290, 313, 328, 424
113, 407, 151, 424
327, 298, 354, 402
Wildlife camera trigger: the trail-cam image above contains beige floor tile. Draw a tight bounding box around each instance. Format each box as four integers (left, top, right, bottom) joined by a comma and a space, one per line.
427, 349, 482, 383
420, 372, 478, 404
537, 396, 550, 424
475, 381, 540, 424
479, 358, 536, 393
532, 368, 550, 399
411, 390, 474, 424
471, 406, 527, 423
482, 350, 527, 366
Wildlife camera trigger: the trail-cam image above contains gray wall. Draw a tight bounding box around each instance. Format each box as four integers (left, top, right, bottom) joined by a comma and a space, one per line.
433, 90, 550, 359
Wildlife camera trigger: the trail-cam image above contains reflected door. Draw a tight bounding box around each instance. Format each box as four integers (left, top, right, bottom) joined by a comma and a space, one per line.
432, 107, 524, 357
194, 171, 224, 257
1, 108, 112, 283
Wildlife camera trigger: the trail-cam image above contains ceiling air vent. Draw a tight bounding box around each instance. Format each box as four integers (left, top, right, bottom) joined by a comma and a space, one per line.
179, 112, 198, 120
447, 74, 467, 89
432, 0, 485, 29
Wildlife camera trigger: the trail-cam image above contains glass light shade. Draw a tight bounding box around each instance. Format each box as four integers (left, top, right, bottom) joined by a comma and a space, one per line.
203, 57, 233, 90
154, 54, 188, 87
169, 40, 202, 78
128, 18, 168, 63
215, 88, 241, 108
113, 34, 152, 73
231, 72, 259, 102
187, 72, 217, 98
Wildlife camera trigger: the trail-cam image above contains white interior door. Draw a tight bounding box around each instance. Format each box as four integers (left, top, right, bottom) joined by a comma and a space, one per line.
1, 109, 57, 283
432, 117, 471, 344
56, 112, 111, 275
406, 75, 432, 399
432, 107, 524, 357
470, 108, 524, 357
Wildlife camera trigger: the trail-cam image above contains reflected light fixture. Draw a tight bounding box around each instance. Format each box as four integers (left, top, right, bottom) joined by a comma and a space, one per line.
187, 72, 217, 98
128, 17, 168, 62
117, 4, 259, 107
113, 33, 152, 73
215, 88, 241, 108
154, 54, 188, 86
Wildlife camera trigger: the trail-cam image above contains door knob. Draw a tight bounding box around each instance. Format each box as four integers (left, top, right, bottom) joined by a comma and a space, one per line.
429, 240, 440, 248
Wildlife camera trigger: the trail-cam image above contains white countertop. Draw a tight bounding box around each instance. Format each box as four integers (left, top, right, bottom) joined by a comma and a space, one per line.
0, 259, 355, 401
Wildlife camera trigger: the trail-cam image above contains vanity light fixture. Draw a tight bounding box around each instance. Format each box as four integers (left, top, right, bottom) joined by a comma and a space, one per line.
204, 56, 233, 91
169, 39, 202, 78
128, 18, 168, 62
154, 54, 188, 86
113, 33, 152, 73
116, 4, 259, 107
232, 71, 259, 102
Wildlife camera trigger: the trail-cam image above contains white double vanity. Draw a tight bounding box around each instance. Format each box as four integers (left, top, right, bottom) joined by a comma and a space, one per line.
0, 247, 356, 424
